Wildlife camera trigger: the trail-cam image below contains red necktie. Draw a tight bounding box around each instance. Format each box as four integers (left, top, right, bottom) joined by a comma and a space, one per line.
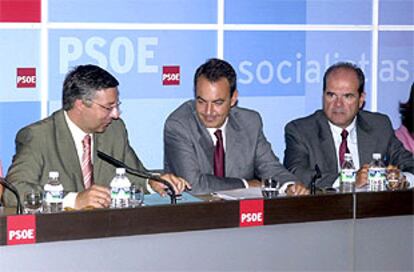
214, 129, 225, 177
81, 135, 94, 189
339, 129, 350, 166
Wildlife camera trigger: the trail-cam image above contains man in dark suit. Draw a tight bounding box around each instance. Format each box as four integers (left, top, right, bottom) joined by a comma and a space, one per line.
284, 62, 414, 188
5, 64, 188, 208
164, 58, 308, 195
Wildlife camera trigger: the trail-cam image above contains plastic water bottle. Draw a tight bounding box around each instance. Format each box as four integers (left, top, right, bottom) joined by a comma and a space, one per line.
340, 153, 356, 192
110, 168, 131, 208
368, 153, 386, 191
43, 171, 64, 213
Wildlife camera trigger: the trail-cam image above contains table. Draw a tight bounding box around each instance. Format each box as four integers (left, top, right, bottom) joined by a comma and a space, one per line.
0, 189, 413, 271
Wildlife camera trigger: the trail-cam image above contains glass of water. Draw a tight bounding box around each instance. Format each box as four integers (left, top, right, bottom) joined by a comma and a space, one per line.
130, 184, 144, 207
261, 178, 280, 199
24, 189, 43, 214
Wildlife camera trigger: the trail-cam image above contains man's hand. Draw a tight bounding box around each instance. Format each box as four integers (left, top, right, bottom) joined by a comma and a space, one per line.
149, 173, 191, 196
247, 179, 261, 187
286, 182, 309, 196
356, 164, 369, 188
75, 185, 111, 209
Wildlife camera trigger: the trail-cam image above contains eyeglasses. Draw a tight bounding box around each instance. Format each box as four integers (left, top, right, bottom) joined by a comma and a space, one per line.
90, 100, 122, 113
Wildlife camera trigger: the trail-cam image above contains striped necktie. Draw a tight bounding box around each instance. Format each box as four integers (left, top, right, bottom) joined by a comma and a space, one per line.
81, 134, 94, 189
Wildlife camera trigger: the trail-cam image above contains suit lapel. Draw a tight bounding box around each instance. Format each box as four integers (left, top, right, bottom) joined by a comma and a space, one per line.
225, 113, 242, 176
54, 110, 84, 191
93, 133, 103, 185
191, 104, 215, 171
316, 113, 339, 173
356, 113, 375, 165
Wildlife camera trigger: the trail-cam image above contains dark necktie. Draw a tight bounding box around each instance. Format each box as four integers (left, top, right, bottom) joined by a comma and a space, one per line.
339, 129, 350, 167
214, 129, 225, 177
81, 134, 94, 189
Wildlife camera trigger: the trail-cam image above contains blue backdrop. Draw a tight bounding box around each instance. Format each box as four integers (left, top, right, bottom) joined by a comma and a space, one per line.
0, 0, 413, 173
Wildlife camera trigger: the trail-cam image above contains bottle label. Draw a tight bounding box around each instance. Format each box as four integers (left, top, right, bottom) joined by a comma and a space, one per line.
44, 190, 64, 203
111, 186, 131, 200
340, 169, 356, 183
368, 167, 386, 185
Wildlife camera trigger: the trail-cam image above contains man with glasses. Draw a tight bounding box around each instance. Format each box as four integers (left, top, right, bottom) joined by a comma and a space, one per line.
4, 64, 189, 209
283, 62, 414, 189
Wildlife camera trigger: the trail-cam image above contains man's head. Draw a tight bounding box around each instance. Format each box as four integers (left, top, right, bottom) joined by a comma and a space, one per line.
193, 58, 238, 128
322, 62, 366, 129
63, 64, 121, 133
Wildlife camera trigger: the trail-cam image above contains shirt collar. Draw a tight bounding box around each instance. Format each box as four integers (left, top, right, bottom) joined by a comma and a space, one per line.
64, 111, 91, 143
328, 117, 357, 143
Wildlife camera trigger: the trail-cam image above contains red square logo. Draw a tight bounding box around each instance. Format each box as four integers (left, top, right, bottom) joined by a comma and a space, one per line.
0, 0, 41, 22
7, 215, 36, 245
162, 66, 180, 86
16, 68, 36, 88
239, 199, 264, 227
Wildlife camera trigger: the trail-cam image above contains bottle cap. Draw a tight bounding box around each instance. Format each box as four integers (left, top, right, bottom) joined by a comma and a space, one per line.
49, 171, 59, 179
116, 168, 126, 175
372, 153, 381, 160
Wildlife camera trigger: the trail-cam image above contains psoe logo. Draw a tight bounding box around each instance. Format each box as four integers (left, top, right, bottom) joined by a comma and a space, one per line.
7, 215, 36, 245
162, 66, 180, 86
239, 199, 264, 227
16, 68, 36, 88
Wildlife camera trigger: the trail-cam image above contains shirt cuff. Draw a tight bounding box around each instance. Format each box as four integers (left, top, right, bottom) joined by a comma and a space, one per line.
146, 178, 156, 194
402, 172, 414, 187
63, 192, 78, 209
241, 179, 249, 188
279, 181, 295, 194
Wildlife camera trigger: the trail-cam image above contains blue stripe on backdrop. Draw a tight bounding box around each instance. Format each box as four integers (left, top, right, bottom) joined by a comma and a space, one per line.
48, 0, 217, 23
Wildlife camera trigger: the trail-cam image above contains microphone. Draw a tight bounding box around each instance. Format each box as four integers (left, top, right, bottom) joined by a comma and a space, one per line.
310, 164, 322, 195
0, 177, 24, 214
97, 150, 177, 204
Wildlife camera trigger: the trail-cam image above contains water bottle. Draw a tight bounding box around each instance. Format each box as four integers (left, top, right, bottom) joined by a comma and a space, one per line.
340, 153, 356, 193
110, 168, 131, 208
368, 153, 386, 191
43, 171, 64, 213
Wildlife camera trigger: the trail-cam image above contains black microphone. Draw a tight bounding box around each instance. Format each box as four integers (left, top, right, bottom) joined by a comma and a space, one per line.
0, 177, 24, 214
97, 150, 177, 204
310, 164, 322, 195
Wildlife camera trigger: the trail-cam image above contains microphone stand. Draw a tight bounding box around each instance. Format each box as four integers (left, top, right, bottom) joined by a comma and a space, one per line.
0, 177, 23, 214
97, 151, 177, 204
310, 164, 322, 195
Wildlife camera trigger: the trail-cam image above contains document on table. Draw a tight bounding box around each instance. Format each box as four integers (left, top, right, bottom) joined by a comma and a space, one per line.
144, 192, 203, 206
212, 187, 263, 200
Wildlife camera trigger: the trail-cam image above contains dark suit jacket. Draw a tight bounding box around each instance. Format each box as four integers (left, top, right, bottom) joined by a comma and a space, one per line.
164, 100, 296, 194
284, 110, 414, 188
4, 110, 147, 206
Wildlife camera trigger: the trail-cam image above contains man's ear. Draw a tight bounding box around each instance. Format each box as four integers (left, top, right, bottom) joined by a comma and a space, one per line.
359, 92, 366, 109
230, 89, 238, 107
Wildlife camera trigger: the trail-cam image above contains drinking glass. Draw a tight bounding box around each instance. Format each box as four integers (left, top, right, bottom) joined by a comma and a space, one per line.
24, 189, 43, 214
130, 185, 144, 207
261, 178, 279, 199
386, 168, 401, 190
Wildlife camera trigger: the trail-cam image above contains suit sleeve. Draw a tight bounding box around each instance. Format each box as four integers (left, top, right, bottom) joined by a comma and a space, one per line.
164, 119, 244, 195
253, 117, 297, 184
284, 121, 337, 187
4, 127, 44, 206
117, 120, 148, 188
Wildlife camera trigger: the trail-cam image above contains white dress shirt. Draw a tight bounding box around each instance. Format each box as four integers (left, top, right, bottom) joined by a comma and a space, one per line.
63, 111, 93, 208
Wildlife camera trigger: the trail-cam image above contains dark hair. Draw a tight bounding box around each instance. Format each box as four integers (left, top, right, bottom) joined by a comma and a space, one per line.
62, 64, 119, 110
323, 62, 365, 95
399, 82, 414, 132
193, 58, 237, 97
